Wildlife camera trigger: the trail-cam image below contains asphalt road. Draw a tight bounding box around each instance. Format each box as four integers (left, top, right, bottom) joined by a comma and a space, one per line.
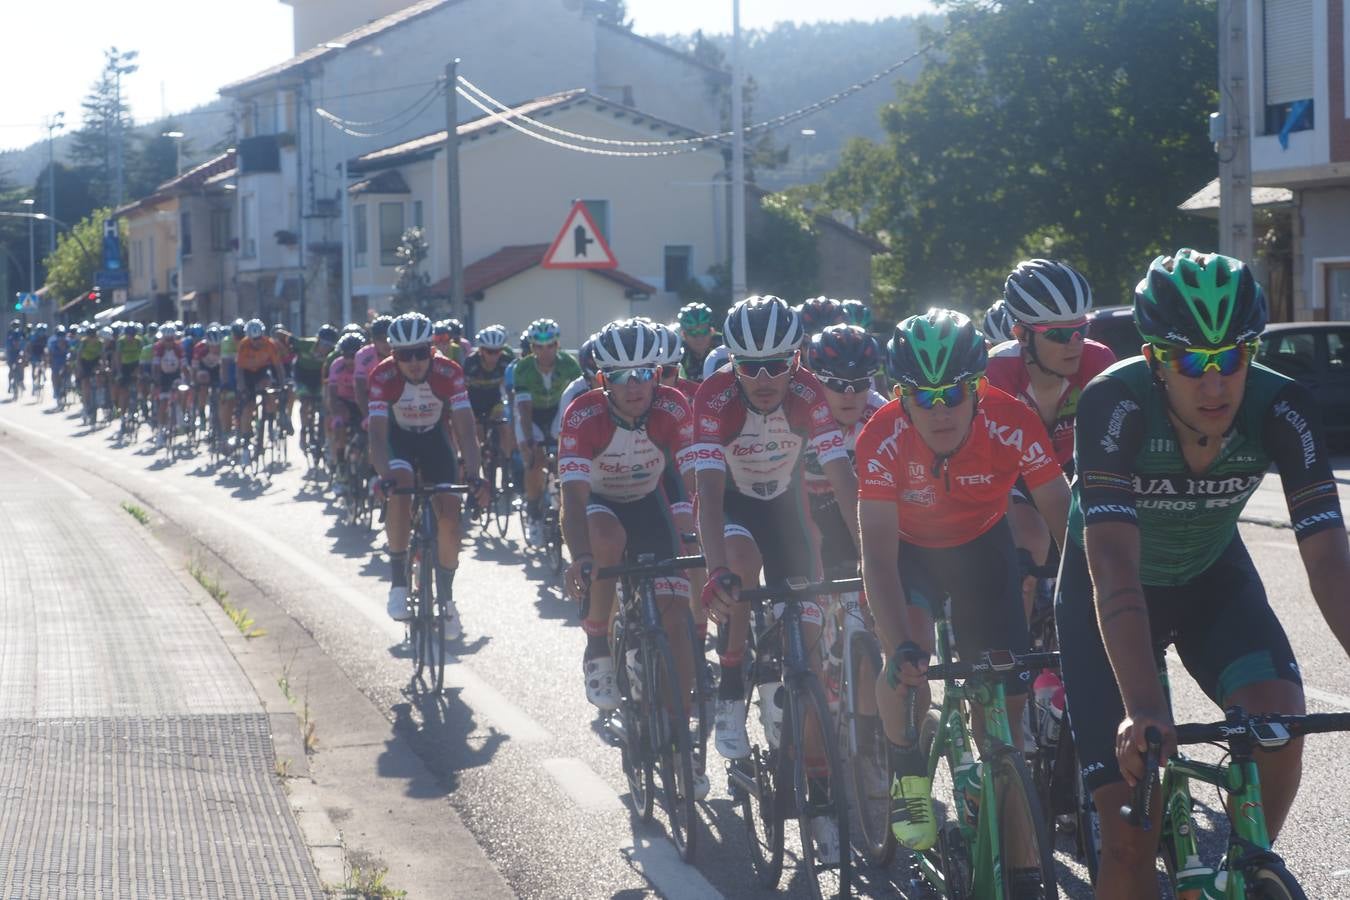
1, 388, 1348, 900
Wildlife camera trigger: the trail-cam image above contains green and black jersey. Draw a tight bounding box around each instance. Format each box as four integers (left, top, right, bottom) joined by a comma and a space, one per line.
1069, 357, 1343, 586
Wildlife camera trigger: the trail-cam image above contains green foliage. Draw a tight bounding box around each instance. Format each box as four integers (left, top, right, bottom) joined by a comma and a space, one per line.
127, 124, 187, 201
70, 48, 138, 209
813, 0, 1219, 320
391, 227, 431, 316
120, 502, 150, 525
747, 193, 819, 300
43, 208, 119, 304
676, 31, 788, 177
585, 0, 631, 29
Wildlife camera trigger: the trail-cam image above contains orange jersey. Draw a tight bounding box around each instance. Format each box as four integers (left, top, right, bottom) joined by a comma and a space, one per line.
236, 336, 283, 374
855, 386, 1061, 548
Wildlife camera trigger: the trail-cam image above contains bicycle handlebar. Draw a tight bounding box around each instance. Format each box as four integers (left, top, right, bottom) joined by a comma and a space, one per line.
596, 555, 706, 581
1120, 726, 1162, 831
388, 484, 472, 496
1174, 711, 1350, 745
737, 577, 863, 604
921, 650, 1061, 682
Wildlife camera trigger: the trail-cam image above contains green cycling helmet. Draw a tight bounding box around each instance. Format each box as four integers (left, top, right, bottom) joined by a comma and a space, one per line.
1134, 249, 1267, 348
678, 302, 715, 332
840, 299, 872, 329
886, 308, 987, 387
528, 318, 561, 344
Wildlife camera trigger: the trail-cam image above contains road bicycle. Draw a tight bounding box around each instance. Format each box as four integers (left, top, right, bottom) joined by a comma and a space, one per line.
596, 552, 709, 863
339, 430, 375, 529
1122, 703, 1350, 897
391, 482, 470, 694
29, 362, 44, 402
730, 576, 858, 900
902, 617, 1060, 900
9, 360, 24, 401
53, 364, 72, 411
519, 441, 564, 574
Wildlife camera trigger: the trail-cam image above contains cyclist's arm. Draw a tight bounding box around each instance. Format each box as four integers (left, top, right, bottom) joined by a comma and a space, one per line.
859, 498, 911, 650
368, 415, 391, 480
356, 377, 370, 418
695, 467, 728, 572
561, 481, 591, 560
822, 456, 860, 552
450, 404, 481, 479
1027, 475, 1070, 552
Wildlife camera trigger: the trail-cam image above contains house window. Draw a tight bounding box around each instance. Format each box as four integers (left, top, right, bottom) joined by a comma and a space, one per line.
582, 199, 610, 242
1263, 0, 1315, 136
180, 211, 192, 258
353, 204, 368, 269
210, 209, 231, 251
379, 202, 404, 267
240, 194, 257, 258
664, 245, 692, 292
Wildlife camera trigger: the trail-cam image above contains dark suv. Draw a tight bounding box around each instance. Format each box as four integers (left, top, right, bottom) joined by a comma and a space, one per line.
1256, 322, 1350, 445
1086, 305, 1142, 361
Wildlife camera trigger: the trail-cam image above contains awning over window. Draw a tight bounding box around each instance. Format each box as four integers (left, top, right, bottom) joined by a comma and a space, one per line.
93, 298, 152, 322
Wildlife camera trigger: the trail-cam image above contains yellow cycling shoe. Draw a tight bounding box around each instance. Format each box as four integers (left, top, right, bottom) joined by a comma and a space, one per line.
890, 774, 937, 851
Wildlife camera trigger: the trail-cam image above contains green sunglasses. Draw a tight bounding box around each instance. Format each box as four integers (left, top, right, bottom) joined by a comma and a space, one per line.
901, 377, 981, 410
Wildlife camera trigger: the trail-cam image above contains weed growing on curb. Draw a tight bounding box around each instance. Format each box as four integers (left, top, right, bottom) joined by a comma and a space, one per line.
188, 558, 266, 639
120, 502, 150, 525
327, 866, 406, 899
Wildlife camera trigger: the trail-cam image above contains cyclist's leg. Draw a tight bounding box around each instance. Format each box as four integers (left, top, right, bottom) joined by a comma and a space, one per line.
524, 420, 549, 524
581, 496, 627, 709
383, 424, 417, 620
1056, 537, 1162, 899
1172, 535, 1305, 840
719, 492, 765, 703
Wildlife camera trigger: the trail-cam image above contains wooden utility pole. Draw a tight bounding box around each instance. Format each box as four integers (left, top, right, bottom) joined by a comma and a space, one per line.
445, 60, 466, 321
1218, 0, 1254, 263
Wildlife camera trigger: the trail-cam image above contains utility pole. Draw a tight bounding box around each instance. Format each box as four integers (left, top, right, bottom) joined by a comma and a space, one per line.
22, 199, 36, 295
164, 132, 186, 320
45, 112, 64, 256
445, 60, 465, 321
1217, 0, 1253, 263
730, 0, 747, 303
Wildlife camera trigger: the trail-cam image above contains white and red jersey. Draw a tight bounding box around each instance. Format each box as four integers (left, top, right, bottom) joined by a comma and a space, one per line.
367, 355, 470, 432
192, 340, 222, 369
803, 389, 888, 494
559, 386, 695, 503
692, 367, 847, 501
153, 338, 185, 374
353, 343, 386, 384
984, 339, 1115, 468
328, 356, 357, 401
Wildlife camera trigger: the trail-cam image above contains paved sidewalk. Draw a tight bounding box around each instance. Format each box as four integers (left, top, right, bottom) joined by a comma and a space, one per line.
0, 449, 324, 897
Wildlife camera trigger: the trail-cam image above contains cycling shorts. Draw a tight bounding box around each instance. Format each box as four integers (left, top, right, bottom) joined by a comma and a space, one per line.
896, 517, 1030, 697
78, 358, 98, 380
118, 363, 139, 387
587, 490, 682, 590
472, 399, 505, 427
329, 397, 360, 431
294, 367, 322, 398
723, 486, 819, 587
1056, 534, 1301, 795
808, 493, 858, 578
387, 422, 458, 486
221, 360, 238, 392
157, 372, 181, 396
240, 367, 274, 399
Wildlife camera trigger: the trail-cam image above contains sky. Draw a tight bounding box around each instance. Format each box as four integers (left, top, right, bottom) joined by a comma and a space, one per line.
1, 0, 935, 153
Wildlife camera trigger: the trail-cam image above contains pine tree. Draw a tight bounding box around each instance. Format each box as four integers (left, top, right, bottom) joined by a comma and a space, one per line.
69, 47, 138, 208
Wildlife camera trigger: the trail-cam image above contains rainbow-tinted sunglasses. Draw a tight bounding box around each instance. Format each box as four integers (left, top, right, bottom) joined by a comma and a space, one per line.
1151, 340, 1258, 378
899, 376, 982, 410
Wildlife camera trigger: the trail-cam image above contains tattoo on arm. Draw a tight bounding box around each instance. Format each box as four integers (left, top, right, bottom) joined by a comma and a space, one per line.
1099, 587, 1146, 628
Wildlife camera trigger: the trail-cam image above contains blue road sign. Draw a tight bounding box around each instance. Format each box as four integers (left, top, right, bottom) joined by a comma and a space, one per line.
96, 269, 129, 289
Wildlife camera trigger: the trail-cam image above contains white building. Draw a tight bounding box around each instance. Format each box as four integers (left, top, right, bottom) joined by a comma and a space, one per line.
217, 0, 725, 329
345, 89, 727, 339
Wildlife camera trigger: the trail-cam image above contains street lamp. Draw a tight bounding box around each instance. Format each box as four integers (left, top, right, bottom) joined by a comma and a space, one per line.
46, 112, 65, 256
21, 199, 35, 295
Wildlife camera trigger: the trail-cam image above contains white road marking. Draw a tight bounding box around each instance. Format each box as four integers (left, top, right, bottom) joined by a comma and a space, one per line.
1302, 685, 1350, 711
540, 757, 622, 811
0, 445, 90, 500
0, 413, 553, 744
620, 833, 724, 900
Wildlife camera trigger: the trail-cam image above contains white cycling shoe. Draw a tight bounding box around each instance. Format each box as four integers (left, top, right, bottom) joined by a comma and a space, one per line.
810, 814, 842, 865
387, 586, 411, 622
714, 699, 750, 760
441, 597, 463, 640
584, 656, 618, 711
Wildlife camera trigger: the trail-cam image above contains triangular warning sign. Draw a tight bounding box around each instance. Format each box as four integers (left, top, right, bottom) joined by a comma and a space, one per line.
541, 201, 618, 270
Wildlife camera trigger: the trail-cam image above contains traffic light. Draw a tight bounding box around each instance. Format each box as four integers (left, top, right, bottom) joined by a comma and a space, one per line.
12, 294, 21, 312
88, 287, 101, 305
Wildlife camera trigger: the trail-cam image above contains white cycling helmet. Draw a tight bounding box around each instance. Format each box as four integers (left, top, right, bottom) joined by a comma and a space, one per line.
388, 312, 434, 348
653, 323, 682, 367
593, 319, 661, 371
244, 318, 265, 340
1003, 259, 1093, 325
702, 344, 732, 379
97, 326, 114, 341
475, 325, 508, 349
983, 300, 1016, 344
723, 295, 803, 359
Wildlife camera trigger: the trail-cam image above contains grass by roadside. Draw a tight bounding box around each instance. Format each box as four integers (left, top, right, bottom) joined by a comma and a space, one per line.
120, 501, 150, 526
188, 556, 266, 640
326, 863, 407, 899
278, 652, 320, 755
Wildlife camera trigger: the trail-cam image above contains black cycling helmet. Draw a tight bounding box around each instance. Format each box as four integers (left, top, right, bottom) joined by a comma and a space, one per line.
796, 297, 845, 336
724, 295, 803, 358
433, 319, 452, 337
1134, 249, 1267, 348
1003, 259, 1093, 325
370, 315, 394, 340
445, 318, 464, 339
578, 335, 600, 379
886, 308, 987, 387
337, 332, 365, 357
316, 324, 339, 345
230, 320, 246, 339
982, 301, 1016, 344
808, 324, 880, 381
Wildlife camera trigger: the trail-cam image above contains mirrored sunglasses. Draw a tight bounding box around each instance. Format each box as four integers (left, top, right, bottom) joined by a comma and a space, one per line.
1152, 340, 1257, 378
605, 366, 658, 385
1024, 319, 1088, 344
734, 357, 792, 379
901, 377, 979, 410
394, 347, 431, 362
819, 375, 873, 395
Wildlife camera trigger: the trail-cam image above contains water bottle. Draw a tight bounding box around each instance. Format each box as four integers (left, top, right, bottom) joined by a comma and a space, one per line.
1174, 855, 1217, 900
756, 682, 784, 750
1033, 670, 1064, 747
953, 753, 982, 827
625, 646, 644, 700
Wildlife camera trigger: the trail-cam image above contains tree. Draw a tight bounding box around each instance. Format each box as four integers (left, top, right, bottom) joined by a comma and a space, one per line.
43, 208, 120, 303
127, 124, 186, 201
748, 194, 819, 300
391, 227, 431, 315
814, 0, 1219, 319
69, 47, 138, 209
685, 31, 789, 177
585, 0, 631, 29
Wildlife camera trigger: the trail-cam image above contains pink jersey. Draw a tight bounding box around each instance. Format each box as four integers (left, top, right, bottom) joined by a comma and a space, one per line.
692, 367, 846, 501
353, 343, 385, 383
328, 356, 357, 401
367, 355, 470, 432
558, 386, 695, 503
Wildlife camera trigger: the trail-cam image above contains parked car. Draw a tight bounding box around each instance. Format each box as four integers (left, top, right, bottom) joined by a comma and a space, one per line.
1086, 305, 1142, 361
1257, 322, 1350, 447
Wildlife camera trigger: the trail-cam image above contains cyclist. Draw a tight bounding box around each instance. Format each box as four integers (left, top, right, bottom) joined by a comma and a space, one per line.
47, 325, 71, 399
369, 313, 485, 636
26, 324, 47, 392
654, 323, 697, 401
271, 324, 297, 435
355, 315, 394, 421
75, 325, 103, 408
559, 320, 696, 713
854, 309, 1069, 852
676, 302, 720, 383
6, 319, 26, 393
462, 325, 514, 455
794, 297, 845, 346
433, 318, 471, 363
554, 334, 598, 440
840, 299, 871, 330
191, 325, 224, 432
326, 331, 366, 470
694, 296, 858, 760
514, 318, 583, 546
1057, 250, 1350, 899
114, 323, 143, 415
151, 324, 188, 444
982, 299, 1016, 346
235, 318, 285, 455
293, 324, 338, 450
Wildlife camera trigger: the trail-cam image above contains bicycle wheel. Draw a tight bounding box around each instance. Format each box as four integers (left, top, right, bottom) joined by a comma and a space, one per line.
680, 607, 711, 809
613, 616, 654, 823
647, 631, 698, 862
990, 749, 1058, 900
1246, 862, 1308, 900
845, 629, 894, 868
788, 674, 851, 900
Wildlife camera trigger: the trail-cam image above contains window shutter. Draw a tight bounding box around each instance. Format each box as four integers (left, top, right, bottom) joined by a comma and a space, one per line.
1264, 0, 1314, 105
